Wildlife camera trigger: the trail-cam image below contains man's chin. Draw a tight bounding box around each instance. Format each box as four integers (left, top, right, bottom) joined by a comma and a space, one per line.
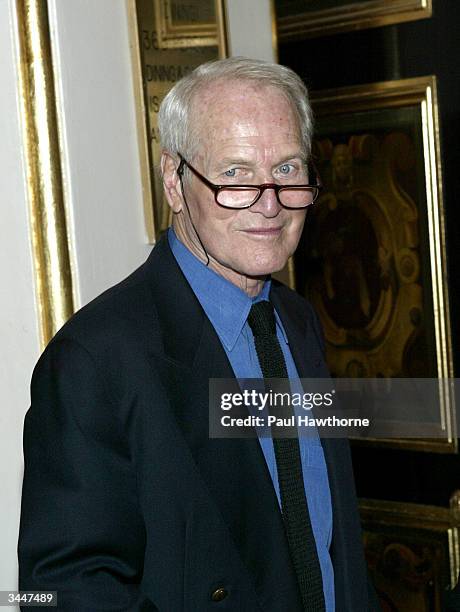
242, 259, 289, 279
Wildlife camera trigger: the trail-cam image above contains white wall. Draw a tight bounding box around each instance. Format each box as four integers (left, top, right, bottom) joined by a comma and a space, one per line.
48, 0, 150, 309
0, 0, 276, 596
226, 0, 276, 62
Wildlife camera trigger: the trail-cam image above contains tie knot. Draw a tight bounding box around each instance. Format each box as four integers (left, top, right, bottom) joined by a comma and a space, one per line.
247, 301, 276, 337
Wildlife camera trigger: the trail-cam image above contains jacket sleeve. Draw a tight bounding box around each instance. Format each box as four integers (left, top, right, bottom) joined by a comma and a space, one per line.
18, 338, 156, 611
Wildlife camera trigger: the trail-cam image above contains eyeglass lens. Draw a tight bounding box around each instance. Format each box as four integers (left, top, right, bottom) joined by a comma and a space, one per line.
216, 186, 319, 208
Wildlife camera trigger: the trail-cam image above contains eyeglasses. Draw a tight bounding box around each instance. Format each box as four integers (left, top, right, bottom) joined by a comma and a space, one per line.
176, 153, 321, 210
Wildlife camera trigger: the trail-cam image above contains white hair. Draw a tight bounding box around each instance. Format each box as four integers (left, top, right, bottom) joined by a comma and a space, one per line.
158, 56, 314, 168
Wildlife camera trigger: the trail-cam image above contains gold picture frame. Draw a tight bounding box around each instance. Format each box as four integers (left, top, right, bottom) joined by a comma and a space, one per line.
295, 76, 454, 453
360, 498, 460, 611
155, 0, 220, 48
276, 0, 432, 41
15, 0, 75, 348
127, 0, 228, 243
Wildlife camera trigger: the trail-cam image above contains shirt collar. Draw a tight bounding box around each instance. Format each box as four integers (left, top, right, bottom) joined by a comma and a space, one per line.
168, 227, 285, 351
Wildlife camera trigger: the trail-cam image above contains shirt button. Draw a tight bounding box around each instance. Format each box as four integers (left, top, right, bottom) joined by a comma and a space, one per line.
211, 587, 228, 602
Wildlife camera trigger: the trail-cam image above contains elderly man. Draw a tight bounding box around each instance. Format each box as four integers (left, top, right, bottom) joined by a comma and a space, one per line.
19, 58, 379, 611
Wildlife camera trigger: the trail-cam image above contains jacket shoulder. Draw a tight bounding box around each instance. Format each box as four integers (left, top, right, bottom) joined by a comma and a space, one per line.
48, 253, 160, 359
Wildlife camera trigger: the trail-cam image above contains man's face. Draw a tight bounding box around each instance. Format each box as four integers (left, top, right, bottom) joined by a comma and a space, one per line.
165, 81, 308, 288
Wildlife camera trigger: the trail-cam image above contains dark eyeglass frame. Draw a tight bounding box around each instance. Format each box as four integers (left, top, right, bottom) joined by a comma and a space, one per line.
176, 153, 322, 210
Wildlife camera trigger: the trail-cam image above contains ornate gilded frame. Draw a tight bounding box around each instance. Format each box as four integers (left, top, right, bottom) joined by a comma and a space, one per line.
300, 76, 454, 453
276, 0, 432, 40
360, 499, 460, 609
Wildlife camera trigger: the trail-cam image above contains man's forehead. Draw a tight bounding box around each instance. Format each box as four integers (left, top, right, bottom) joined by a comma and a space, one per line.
191, 79, 300, 143
198, 77, 257, 100
195, 79, 292, 118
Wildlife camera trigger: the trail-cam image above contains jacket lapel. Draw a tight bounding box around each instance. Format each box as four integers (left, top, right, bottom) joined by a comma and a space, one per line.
145, 237, 303, 610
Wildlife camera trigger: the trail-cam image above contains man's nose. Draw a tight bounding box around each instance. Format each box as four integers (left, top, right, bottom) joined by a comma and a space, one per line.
250, 185, 282, 217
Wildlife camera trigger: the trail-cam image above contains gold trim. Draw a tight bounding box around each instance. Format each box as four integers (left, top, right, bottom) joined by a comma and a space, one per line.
155, 0, 223, 49
126, 0, 156, 243
449, 527, 460, 588
360, 498, 460, 589
311, 77, 455, 453
215, 0, 228, 59
360, 498, 457, 531
311, 76, 437, 115
449, 491, 460, 586
16, 0, 74, 348
278, 0, 432, 41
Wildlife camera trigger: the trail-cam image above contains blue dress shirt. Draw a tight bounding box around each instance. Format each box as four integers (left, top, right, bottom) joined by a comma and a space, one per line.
168, 228, 335, 610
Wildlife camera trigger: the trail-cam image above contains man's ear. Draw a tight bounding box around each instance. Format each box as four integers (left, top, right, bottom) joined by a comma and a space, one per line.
161, 152, 183, 213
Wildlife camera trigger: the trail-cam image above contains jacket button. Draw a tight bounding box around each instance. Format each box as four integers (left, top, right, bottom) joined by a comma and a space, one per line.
211, 587, 228, 602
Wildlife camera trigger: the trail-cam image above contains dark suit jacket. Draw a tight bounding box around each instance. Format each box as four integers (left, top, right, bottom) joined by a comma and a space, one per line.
19, 234, 379, 611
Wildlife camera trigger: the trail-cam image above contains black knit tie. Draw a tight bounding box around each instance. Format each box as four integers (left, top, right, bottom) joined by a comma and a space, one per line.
248, 301, 326, 611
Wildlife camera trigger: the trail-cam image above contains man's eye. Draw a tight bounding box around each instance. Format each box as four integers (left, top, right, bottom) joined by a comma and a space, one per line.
224, 168, 236, 177
279, 164, 293, 174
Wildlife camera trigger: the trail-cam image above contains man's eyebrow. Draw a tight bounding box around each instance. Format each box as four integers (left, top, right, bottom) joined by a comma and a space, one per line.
214, 157, 255, 170
275, 153, 307, 164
